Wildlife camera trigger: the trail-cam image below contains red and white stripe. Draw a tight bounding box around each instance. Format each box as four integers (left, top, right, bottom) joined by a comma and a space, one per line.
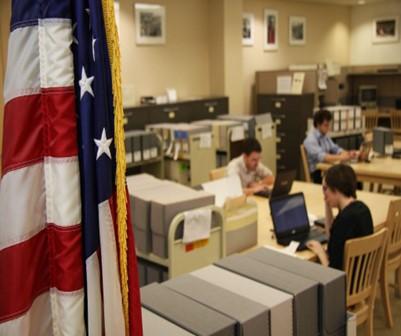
0, 18, 85, 335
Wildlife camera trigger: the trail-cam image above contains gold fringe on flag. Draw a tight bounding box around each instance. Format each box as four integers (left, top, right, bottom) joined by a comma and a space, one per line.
101, 0, 130, 334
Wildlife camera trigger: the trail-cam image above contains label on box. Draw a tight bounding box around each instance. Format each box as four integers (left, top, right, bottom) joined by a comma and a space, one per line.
134, 151, 141, 162
262, 124, 272, 139
143, 149, 150, 160
333, 122, 340, 132
231, 126, 245, 142
126, 152, 133, 164
334, 111, 340, 121
182, 142, 189, 152
150, 147, 158, 158
355, 119, 362, 129
199, 133, 212, 148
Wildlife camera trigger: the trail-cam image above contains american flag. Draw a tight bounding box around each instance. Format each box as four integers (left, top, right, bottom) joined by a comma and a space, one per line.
0, 0, 142, 335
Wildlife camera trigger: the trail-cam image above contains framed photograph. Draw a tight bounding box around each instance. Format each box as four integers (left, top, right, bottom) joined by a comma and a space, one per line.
242, 13, 254, 46
289, 16, 306, 46
135, 3, 166, 45
372, 16, 399, 44
264, 9, 278, 51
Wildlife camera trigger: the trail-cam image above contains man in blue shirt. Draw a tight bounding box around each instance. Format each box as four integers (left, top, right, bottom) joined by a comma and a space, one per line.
303, 110, 357, 183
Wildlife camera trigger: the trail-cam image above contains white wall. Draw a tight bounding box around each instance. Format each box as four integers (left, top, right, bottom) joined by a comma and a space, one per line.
350, 0, 401, 65
242, 0, 350, 114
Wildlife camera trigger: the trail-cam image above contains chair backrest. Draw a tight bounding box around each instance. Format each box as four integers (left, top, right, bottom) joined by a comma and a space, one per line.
300, 144, 311, 183
390, 110, 401, 130
363, 109, 378, 131
344, 228, 388, 308
209, 167, 227, 181
385, 199, 401, 260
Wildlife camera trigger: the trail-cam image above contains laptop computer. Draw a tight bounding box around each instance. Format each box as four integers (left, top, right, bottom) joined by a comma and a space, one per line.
270, 192, 328, 251
254, 170, 296, 199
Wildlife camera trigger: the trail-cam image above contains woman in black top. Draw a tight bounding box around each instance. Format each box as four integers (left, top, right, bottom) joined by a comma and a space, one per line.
307, 164, 373, 270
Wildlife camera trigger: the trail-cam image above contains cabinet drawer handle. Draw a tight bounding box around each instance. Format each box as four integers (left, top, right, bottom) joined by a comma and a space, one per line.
276, 154, 282, 160
168, 112, 176, 119
208, 106, 215, 113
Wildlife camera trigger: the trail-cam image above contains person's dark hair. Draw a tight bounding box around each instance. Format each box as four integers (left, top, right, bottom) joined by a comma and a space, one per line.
313, 109, 332, 127
324, 164, 357, 198
242, 138, 262, 155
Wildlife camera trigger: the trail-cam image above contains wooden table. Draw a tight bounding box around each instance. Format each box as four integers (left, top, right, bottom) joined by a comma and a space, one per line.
317, 157, 401, 187
251, 181, 400, 260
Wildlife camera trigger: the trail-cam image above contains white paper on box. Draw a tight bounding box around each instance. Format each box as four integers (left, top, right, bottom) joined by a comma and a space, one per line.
150, 147, 158, 158
348, 120, 354, 130
334, 111, 340, 121
183, 208, 212, 243
143, 149, 150, 160
333, 122, 340, 132
134, 151, 141, 162
182, 142, 189, 153
291, 72, 305, 94
277, 76, 292, 94
202, 175, 243, 207
355, 107, 362, 118
262, 124, 272, 139
355, 119, 362, 129
199, 133, 212, 148
173, 142, 181, 160
231, 126, 245, 142
126, 152, 133, 163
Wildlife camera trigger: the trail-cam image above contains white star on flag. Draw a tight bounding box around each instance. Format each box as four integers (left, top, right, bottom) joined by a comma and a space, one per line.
94, 128, 113, 160
92, 37, 97, 62
79, 66, 95, 99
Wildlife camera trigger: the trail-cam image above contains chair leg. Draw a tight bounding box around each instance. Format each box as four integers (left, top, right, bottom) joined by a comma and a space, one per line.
396, 266, 401, 299
380, 272, 394, 328
378, 184, 383, 193
369, 183, 374, 192
366, 310, 374, 336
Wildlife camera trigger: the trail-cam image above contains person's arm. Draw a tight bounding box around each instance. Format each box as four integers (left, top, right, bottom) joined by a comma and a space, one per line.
324, 202, 334, 238
244, 184, 268, 196
306, 240, 329, 267
255, 163, 274, 187
304, 135, 351, 165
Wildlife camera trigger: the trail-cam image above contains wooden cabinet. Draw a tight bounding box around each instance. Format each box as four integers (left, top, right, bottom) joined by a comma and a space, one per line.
257, 94, 314, 178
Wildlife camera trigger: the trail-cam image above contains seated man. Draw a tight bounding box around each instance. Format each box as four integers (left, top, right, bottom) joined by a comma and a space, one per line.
303, 109, 357, 184
227, 138, 274, 195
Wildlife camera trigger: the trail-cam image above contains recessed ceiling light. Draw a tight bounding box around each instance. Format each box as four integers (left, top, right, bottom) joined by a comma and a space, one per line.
357, 0, 366, 4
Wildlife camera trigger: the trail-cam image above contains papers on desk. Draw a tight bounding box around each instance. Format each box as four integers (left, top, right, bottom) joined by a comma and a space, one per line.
183, 208, 212, 244
263, 242, 302, 258
202, 175, 243, 207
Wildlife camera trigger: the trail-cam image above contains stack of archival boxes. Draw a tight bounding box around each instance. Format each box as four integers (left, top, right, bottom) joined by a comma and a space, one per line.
323, 105, 363, 133
127, 174, 215, 285
141, 246, 347, 336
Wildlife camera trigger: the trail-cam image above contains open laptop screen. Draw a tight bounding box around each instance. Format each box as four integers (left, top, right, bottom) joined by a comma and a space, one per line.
270, 193, 309, 237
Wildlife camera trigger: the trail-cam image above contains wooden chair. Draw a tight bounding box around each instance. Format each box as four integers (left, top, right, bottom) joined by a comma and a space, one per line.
379, 199, 401, 328
300, 144, 312, 183
344, 228, 388, 336
209, 167, 227, 181
390, 109, 401, 136
363, 109, 378, 132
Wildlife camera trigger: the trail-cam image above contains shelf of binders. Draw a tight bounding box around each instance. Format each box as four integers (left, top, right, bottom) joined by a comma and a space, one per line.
125, 130, 164, 178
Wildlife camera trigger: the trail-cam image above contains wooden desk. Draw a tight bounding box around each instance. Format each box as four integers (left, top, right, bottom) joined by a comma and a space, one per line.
251, 181, 400, 260
317, 157, 401, 187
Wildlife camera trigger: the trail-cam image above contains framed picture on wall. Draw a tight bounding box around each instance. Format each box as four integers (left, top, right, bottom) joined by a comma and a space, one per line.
242, 13, 254, 46
264, 9, 278, 51
289, 16, 306, 45
372, 16, 399, 44
134, 3, 166, 45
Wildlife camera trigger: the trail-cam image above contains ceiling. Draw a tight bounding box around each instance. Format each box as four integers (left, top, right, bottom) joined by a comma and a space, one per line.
289, 0, 400, 5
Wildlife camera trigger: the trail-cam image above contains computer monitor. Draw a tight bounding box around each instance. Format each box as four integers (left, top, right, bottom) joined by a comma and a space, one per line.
359, 85, 377, 107
373, 127, 393, 155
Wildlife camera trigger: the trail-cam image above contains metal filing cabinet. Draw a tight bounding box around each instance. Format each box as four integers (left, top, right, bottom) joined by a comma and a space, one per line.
257, 94, 314, 178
